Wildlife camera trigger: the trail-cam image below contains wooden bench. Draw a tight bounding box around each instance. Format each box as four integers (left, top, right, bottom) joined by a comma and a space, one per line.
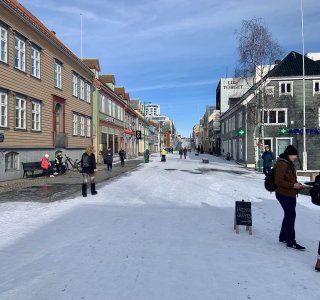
297, 171, 320, 181
22, 161, 55, 178
202, 158, 209, 163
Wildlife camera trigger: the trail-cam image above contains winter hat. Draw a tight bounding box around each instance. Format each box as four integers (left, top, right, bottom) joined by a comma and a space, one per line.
284, 145, 298, 156
44, 154, 49, 158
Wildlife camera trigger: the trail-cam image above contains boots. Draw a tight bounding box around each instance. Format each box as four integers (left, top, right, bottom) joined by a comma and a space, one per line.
91, 182, 98, 195
82, 183, 87, 197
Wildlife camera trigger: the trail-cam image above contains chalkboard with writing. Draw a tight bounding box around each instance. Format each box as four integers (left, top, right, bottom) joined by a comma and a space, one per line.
235, 201, 252, 226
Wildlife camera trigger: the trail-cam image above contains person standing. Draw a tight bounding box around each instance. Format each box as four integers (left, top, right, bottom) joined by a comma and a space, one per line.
179, 148, 183, 159
274, 145, 304, 250
81, 146, 98, 197
119, 148, 126, 167
105, 147, 113, 171
183, 147, 187, 159
261, 146, 275, 176
161, 148, 166, 162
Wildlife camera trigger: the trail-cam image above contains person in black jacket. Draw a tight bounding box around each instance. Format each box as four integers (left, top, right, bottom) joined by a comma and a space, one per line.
261, 146, 275, 176
104, 147, 113, 171
119, 148, 126, 167
81, 146, 98, 197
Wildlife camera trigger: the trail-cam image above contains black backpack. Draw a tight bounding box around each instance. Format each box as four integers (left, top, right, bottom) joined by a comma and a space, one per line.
310, 175, 320, 206
265, 168, 276, 192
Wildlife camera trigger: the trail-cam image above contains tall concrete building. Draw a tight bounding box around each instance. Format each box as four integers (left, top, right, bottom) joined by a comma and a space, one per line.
145, 104, 160, 117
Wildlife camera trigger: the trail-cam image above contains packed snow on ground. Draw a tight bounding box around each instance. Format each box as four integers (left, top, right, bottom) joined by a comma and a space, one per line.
0, 153, 319, 300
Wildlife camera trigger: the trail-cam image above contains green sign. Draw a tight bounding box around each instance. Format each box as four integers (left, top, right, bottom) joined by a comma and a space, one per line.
237, 128, 245, 137
279, 127, 288, 135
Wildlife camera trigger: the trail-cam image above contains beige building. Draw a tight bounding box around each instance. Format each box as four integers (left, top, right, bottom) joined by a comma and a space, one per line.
0, 0, 93, 181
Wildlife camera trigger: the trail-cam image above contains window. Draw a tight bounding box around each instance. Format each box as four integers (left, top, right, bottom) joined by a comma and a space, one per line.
54, 61, 62, 89
14, 35, 25, 71
72, 113, 78, 135
31, 101, 41, 131
86, 83, 91, 103
80, 115, 85, 136
263, 109, 287, 125
72, 73, 78, 97
112, 102, 115, 117
31, 46, 40, 78
0, 91, 7, 127
0, 25, 8, 63
279, 81, 293, 96
5, 152, 19, 171
313, 80, 320, 96
79, 78, 85, 100
101, 95, 106, 113
86, 118, 91, 137
15, 96, 26, 129
265, 86, 274, 97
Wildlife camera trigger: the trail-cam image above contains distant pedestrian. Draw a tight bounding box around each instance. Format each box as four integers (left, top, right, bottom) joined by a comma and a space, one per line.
105, 147, 113, 171
161, 148, 166, 162
274, 145, 304, 250
261, 146, 275, 176
179, 148, 183, 159
81, 146, 98, 197
183, 147, 187, 159
145, 149, 150, 162
119, 148, 126, 167
41, 154, 54, 177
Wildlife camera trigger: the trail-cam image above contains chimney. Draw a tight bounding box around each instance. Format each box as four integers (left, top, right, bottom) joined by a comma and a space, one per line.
51, 30, 56, 35
275, 60, 281, 65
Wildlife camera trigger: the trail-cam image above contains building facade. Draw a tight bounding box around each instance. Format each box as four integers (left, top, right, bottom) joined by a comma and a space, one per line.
0, 0, 93, 181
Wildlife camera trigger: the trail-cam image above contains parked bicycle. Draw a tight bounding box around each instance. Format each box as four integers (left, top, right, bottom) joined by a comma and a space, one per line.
64, 154, 81, 172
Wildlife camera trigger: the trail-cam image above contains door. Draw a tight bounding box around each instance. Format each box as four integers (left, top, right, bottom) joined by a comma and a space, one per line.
276, 138, 292, 157
55, 103, 63, 133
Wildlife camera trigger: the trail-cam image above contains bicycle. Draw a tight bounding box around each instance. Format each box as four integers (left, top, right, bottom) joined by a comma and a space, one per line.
64, 154, 81, 172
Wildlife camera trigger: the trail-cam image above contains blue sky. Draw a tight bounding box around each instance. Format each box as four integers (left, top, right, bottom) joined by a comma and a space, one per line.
20, 0, 320, 136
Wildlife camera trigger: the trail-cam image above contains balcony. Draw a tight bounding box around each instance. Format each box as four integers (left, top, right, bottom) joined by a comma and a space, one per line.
54, 133, 68, 148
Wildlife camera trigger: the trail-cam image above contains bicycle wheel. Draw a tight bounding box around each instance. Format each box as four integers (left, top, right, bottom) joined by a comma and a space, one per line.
76, 161, 82, 172
65, 161, 69, 171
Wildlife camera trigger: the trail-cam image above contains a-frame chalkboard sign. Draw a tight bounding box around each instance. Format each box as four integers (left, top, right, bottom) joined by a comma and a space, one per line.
234, 200, 252, 235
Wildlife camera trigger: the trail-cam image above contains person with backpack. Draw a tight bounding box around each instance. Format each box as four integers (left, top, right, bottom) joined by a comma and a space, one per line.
81, 146, 98, 197
261, 146, 275, 176
274, 145, 304, 250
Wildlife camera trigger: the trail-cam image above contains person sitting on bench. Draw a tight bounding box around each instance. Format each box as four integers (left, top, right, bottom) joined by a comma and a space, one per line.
41, 154, 54, 177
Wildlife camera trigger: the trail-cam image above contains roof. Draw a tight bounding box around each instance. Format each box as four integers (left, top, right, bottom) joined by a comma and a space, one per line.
269, 51, 320, 77
129, 100, 140, 110
100, 75, 115, 85
2, 0, 92, 75
82, 59, 101, 72
124, 93, 130, 101
114, 87, 125, 98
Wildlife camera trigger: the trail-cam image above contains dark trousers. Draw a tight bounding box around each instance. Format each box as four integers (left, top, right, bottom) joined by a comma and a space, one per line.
107, 162, 112, 171
120, 158, 125, 166
276, 193, 296, 246
263, 166, 271, 176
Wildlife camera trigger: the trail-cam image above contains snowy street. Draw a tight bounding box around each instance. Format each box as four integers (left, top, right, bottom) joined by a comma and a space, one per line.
0, 153, 319, 300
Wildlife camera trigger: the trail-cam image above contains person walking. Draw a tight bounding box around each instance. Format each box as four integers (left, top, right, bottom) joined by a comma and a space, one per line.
80, 146, 98, 197
179, 148, 183, 159
183, 147, 187, 159
261, 146, 275, 176
105, 147, 113, 171
161, 148, 166, 162
274, 145, 304, 250
119, 148, 126, 167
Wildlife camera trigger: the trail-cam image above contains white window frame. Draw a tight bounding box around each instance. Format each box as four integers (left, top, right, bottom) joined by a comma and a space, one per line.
112, 102, 116, 118
86, 83, 91, 103
86, 117, 91, 137
72, 113, 78, 135
263, 108, 288, 126
313, 80, 320, 96
14, 35, 25, 72
279, 81, 293, 96
79, 78, 85, 100
72, 73, 78, 97
101, 95, 105, 113
0, 91, 8, 127
15, 96, 26, 129
80, 115, 85, 136
31, 100, 41, 131
0, 25, 8, 63
275, 137, 293, 158
54, 61, 62, 89
5, 152, 19, 171
265, 86, 274, 97
31, 46, 40, 78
